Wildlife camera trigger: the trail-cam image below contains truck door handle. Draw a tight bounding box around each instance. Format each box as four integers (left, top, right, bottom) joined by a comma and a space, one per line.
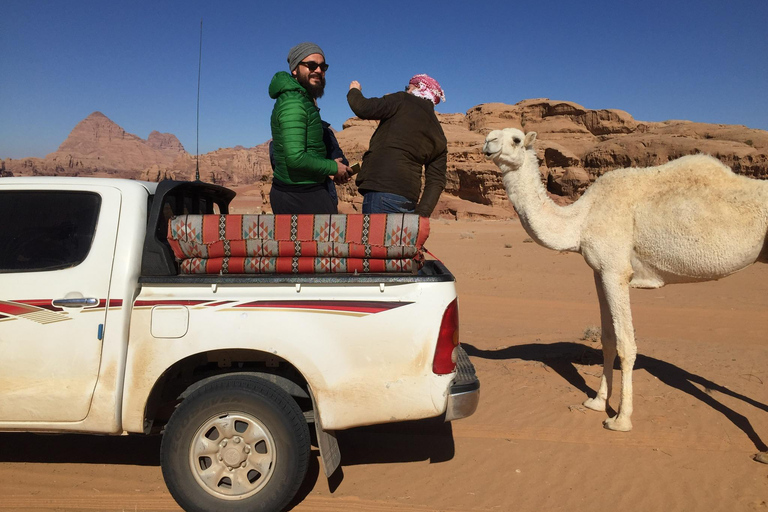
52, 297, 99, 308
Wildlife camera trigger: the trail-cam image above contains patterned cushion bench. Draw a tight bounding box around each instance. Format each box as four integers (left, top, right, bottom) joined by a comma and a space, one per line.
168, 213, 430, 274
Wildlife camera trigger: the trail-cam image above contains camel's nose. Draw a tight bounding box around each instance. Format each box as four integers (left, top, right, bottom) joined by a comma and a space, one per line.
482, 139, 496, 157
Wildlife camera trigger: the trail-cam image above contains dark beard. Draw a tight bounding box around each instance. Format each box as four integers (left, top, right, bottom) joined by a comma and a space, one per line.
297, 73, 325, 99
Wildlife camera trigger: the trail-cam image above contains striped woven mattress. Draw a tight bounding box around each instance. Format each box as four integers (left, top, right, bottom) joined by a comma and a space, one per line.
167, 213, 430, 274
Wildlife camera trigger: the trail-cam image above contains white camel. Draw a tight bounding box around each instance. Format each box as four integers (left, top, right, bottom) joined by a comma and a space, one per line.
483, 127, 768, 448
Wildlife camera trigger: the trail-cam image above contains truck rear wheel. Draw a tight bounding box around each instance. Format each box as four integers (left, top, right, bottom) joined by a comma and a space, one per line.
161, 376, 310, 512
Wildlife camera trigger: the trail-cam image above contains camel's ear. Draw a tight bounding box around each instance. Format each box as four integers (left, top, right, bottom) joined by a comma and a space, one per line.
524, 131, 537, 148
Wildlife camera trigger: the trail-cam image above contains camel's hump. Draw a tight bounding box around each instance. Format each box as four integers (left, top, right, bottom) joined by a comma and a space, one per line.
593, 154, 736, 189
577, 153, 768, 204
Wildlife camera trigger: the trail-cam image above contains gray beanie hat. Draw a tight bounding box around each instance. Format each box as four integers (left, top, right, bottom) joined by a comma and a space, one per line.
287, 42, 325, 72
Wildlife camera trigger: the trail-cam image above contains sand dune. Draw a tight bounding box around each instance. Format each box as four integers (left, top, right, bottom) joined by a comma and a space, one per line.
1, 219, 767, 511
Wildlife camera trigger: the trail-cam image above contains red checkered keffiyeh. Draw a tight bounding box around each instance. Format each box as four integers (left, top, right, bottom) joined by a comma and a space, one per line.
408, 74, 445, 105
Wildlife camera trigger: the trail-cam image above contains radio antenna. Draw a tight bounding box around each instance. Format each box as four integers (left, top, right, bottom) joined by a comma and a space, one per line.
195, 18, 202, 181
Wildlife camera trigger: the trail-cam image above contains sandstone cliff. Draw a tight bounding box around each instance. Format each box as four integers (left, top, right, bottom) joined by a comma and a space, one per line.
51, 111, 186, 172
3, 101, 767, 219
464, 100, 768, 200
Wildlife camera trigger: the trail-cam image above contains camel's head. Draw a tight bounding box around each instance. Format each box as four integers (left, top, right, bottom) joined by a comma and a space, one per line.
483, 128, 537, 171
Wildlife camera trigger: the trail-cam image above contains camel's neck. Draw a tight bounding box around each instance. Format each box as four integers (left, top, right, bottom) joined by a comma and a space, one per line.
501, 151, 589, 252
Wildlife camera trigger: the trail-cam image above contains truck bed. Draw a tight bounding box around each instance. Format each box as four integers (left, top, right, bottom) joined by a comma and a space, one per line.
139, 260, 455, 284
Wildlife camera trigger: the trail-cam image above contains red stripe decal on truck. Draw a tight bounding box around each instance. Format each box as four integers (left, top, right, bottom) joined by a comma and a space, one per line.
235, 300, 412, 314
133, 300, 210, 307
0, 300, 70, 324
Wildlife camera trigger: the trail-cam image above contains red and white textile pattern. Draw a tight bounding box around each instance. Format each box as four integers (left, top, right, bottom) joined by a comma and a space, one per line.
168, 213, 429, 274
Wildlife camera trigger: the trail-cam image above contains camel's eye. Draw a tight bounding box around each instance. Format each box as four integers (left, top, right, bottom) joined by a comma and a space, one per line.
513, 137, 521, 144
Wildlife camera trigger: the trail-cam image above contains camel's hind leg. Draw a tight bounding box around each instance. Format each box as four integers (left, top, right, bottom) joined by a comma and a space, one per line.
597, 271, 637, 432
583, 271, 616, 413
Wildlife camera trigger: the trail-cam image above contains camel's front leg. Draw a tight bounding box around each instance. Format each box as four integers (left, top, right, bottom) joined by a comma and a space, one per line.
599, 272, 636, 432
583, 271, 616, 413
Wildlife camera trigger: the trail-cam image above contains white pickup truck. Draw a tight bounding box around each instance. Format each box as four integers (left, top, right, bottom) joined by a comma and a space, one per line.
0, 177, 479, 512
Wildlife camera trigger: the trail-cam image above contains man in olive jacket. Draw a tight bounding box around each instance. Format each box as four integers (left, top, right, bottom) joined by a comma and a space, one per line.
347, 74, 447, 217
269, 42, 351, 214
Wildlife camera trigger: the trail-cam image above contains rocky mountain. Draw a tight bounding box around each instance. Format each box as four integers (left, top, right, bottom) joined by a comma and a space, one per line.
1, 111, 272, 188
2, 101, 767, 219
337, 99, 768, 217
48, 111, 186, 174
466, 100, 768, 200
139, 143, 272, 187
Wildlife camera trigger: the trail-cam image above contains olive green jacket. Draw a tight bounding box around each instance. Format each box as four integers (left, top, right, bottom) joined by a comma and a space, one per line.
268, 72, 337, 185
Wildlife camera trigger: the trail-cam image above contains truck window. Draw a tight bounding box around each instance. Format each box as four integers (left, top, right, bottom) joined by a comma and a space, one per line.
0, 191, 101, 273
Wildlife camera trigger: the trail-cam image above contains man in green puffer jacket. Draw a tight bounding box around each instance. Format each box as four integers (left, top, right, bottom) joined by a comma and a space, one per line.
268, 42, 352, 214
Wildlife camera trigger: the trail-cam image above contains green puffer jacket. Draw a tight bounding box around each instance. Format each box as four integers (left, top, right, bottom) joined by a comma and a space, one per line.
269, 71, 337, 185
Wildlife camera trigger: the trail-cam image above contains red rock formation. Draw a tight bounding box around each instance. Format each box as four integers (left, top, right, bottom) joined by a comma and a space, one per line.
2, 103, 767, 219
146, 130, 186, 154
49, 111, 185, 174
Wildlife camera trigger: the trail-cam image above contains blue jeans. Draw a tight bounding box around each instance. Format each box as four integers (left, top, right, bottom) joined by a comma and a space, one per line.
362, 191, 416, 214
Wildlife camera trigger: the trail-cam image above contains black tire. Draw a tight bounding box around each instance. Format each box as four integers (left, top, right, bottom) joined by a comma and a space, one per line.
160, 376, 311, 512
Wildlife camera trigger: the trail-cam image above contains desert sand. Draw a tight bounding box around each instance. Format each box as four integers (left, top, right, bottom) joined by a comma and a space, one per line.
1, 219, 767, 511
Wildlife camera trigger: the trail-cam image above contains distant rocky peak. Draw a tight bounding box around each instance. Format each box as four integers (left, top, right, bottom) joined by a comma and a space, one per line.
58, 111, 135, 150
79, 111, 122, 130
147, 130, 186, 153
86, 111, 108, 119
46, 111, 187, 170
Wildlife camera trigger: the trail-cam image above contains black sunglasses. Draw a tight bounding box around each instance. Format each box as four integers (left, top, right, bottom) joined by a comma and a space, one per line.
300, 61, 329, 72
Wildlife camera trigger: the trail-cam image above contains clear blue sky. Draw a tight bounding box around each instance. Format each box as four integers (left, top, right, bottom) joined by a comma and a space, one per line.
1, 0, 766, 159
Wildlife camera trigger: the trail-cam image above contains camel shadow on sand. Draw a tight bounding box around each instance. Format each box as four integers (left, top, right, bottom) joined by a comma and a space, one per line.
463, 341, 768, 452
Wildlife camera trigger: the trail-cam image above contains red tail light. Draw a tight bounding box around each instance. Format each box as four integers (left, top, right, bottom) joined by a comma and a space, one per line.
433, 298, 459, 374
